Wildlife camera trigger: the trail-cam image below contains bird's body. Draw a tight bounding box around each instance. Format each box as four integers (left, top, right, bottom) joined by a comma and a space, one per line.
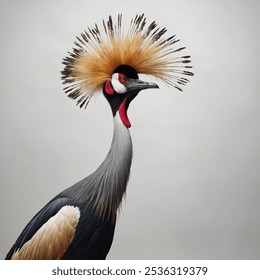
6, 96, 133, 260
5, 14, 193, 260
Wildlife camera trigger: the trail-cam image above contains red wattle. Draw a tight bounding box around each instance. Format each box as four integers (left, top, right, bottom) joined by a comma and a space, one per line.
105, 80, 115, 95
119, 99, 131, 128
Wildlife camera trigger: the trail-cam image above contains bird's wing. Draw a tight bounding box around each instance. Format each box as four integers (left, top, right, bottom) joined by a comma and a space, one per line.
5, 197, 80, 260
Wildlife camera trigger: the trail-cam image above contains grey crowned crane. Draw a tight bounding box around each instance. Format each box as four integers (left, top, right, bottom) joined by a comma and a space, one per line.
5, 14, 193, 260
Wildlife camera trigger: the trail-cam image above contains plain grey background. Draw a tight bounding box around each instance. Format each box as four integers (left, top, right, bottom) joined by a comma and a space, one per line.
1, 0, 260, 259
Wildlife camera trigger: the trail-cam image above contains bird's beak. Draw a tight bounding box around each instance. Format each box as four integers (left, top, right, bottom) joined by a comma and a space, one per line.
126, 78, 159, 91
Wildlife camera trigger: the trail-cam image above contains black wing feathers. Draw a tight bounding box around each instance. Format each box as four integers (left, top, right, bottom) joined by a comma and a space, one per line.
5, 197, 71, 259
5, 196, 115, 260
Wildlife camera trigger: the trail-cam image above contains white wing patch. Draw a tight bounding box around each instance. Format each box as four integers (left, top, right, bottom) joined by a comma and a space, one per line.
11, 205, 80, 260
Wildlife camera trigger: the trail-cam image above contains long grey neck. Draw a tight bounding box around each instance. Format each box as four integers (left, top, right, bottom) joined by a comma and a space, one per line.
64, 112, 133, 220
92, 112, 133, 218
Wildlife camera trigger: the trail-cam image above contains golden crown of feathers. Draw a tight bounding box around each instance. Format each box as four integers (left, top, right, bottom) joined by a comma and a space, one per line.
61, 14, 193, 108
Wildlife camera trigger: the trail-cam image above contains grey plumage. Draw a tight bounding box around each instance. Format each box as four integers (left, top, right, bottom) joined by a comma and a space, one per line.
62, 113, 132, 220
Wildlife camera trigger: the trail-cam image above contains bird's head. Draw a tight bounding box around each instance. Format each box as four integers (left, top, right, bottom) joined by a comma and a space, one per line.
103, 64, 158, 127
61, 14, 193, 126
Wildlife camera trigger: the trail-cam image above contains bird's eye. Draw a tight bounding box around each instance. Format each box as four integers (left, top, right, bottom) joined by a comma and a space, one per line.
119, 77, 127, 84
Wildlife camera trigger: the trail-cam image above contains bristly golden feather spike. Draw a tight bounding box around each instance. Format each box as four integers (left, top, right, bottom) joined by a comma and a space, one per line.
61, 14, 193, 108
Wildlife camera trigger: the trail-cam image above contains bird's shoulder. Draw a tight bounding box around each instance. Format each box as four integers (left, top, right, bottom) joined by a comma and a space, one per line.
5, 196, 79, 259
6, 195, 116, 260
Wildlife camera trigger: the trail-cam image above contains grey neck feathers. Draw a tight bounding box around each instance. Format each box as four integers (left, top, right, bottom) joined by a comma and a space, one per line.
63, 113, 133, 220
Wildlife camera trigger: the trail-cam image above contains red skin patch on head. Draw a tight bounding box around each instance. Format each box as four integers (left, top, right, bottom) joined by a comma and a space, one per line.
118, 73, 127, 79
105, 80, 115, 95
119, 98, 131, 128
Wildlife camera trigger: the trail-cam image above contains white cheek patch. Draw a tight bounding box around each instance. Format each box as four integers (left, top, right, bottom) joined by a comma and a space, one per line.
111, 73, 127, 94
